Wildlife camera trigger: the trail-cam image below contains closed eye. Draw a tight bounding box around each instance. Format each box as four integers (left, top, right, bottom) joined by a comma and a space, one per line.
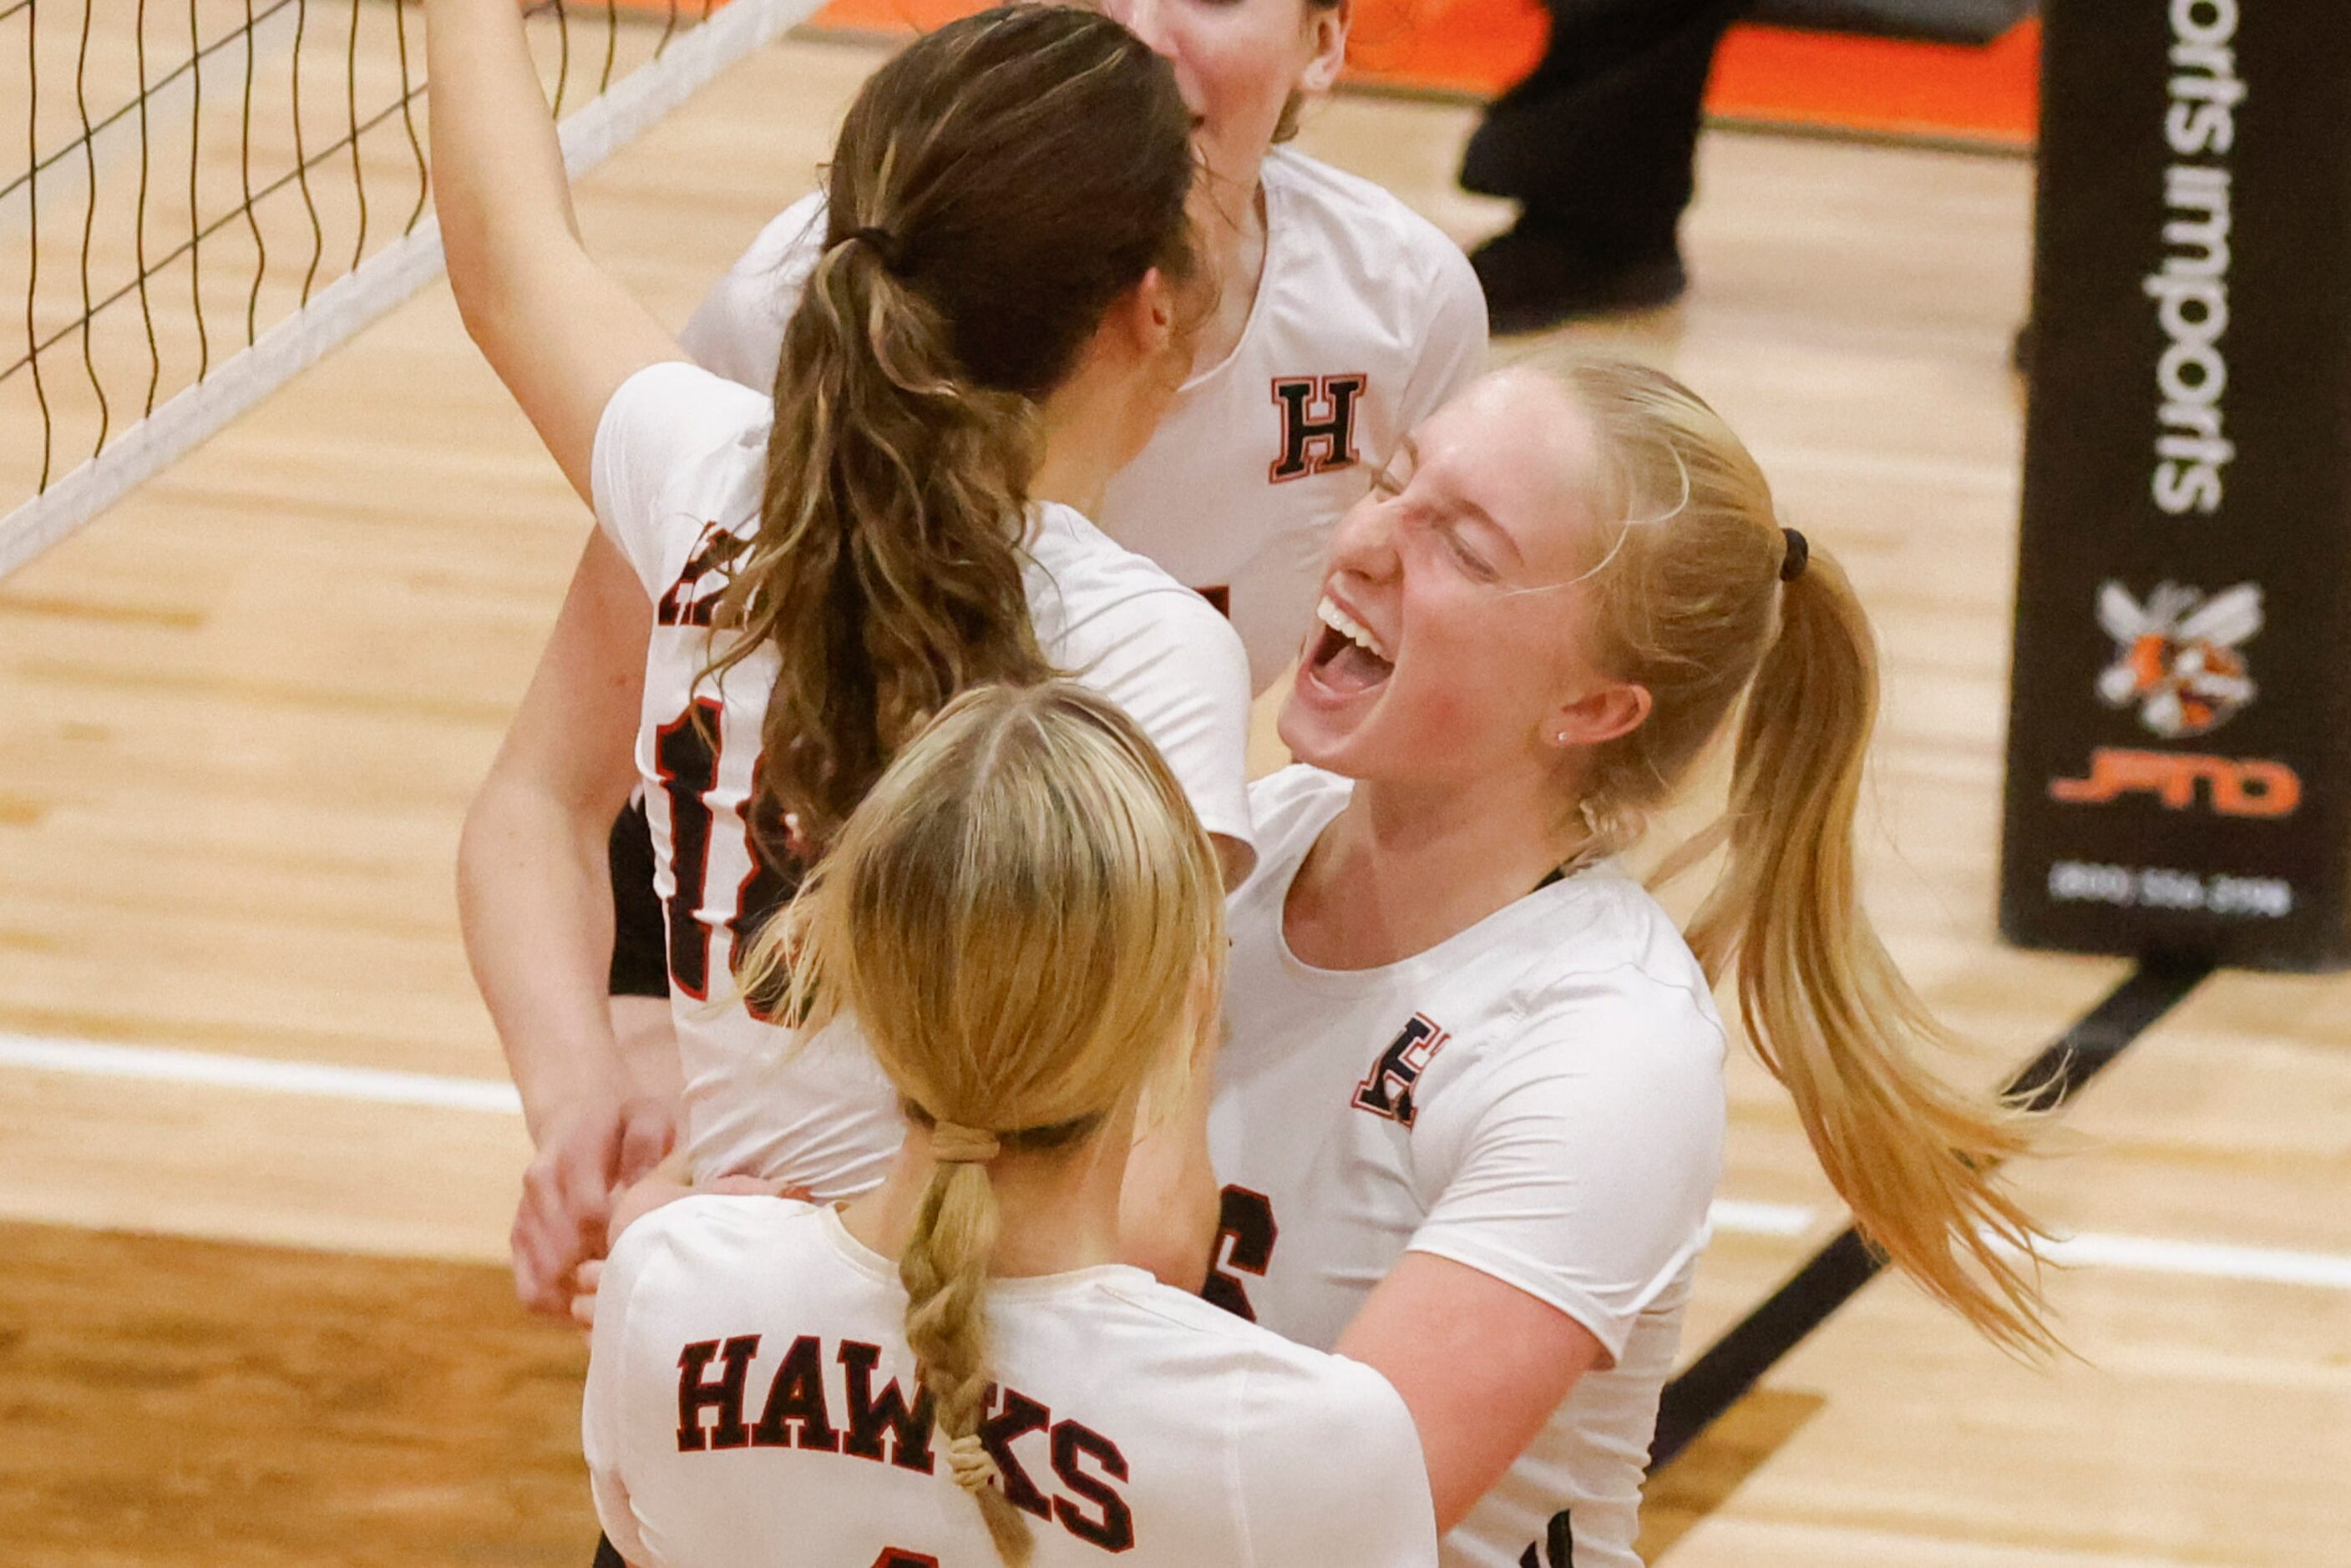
1444, 525, 1497, 579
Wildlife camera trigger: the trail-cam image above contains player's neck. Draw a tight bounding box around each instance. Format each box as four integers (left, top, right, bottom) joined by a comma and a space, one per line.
839, 1115, 1130, 1281
1033, 352, 1154, 519
1285, 770, 1587, 970
1189, 175, 1269, 376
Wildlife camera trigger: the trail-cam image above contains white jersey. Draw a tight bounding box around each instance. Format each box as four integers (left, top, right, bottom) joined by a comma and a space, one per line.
591, 362, 1254, 1197
585, 1196, 1442, 1568
1205, 768, 1728, 1568
679, 148, 1488, 689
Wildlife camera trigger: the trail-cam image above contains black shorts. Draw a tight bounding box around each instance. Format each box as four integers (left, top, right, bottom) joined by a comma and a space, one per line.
591, 1534, 626, 1568
606, 798, 670, 999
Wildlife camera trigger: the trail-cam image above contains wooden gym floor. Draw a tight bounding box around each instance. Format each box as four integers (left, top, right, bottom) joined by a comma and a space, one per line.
2, 18, 2347, 1568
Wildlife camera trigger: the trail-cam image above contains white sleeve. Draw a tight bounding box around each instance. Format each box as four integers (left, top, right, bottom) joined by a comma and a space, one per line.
590, 360, 772, 597
1396, 239, 1488, 432
1236, 1358, 1440, 1567
1404, 984, 1725, 1363
676, 194, 829, 392
1060, 588, 1257, 862
584, 1218, 666, 1568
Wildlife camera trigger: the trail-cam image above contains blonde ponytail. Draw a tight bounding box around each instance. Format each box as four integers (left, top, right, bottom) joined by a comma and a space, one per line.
900, 1129, 1033, 1565
745, 680, 1225, 1560
1553, 358, 2057, 1354
1681, 551, 2055, 1354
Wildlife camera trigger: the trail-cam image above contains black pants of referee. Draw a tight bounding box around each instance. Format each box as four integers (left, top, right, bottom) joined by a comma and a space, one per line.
1462, 0, 1750, 266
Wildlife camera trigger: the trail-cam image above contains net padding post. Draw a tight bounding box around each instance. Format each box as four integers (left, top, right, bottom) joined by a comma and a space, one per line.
2001, 0, 2351, 969
0, 0, 830, 581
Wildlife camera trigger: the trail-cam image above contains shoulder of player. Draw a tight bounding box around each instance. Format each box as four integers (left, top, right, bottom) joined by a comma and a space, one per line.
1092, 1272, 1397, 1401
1230, 766, 1351, 892
607, 360, 773, 472
1474, 874, 1728, 1060
1026, 504, 1229, 627
1263, 148, 1472, 301
607, 1195, 826, 1303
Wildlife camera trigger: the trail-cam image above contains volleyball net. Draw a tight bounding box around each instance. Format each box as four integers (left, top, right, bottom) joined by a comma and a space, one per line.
1, 0, 826, 578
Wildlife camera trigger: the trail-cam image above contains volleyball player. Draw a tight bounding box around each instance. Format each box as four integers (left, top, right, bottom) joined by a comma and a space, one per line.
1196, 360, 2058, 1566
465, 0, 1490, 1315
430, 2, 1254, 1306
686, 0, 1488, 682
586, 681, 1439, 1568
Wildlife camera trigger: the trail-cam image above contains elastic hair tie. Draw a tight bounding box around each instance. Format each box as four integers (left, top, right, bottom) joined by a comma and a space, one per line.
846, 225, 904, 272
930, 1120, 1001, 1165
1778, 527, 1810, 584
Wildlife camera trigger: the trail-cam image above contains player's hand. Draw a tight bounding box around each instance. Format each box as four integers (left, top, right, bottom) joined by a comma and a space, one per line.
511, 1093, 676, 1318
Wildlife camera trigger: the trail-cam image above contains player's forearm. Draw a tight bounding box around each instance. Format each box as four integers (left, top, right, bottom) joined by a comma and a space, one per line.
423, 0, 585, 335
458, 776, 633, 1142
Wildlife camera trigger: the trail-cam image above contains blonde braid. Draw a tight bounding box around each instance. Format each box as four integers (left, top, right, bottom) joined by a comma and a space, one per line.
900, 1153, 1032, 1565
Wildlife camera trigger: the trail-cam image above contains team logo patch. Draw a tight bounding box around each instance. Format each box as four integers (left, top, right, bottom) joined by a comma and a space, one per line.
2094, 579, 2262, 738
1352, 1013, 1450, 1127
1269, 373, 1368, 483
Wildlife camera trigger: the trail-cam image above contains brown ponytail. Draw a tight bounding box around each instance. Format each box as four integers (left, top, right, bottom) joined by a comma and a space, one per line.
1556, 360, 2057, 1355
703, 5, 1197, 855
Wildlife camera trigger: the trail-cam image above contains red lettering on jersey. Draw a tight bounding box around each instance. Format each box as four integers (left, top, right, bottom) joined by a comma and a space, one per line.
1271, 373, 1369, 483
657, 521, 737, 628
671, 1334, 1136, 1552
1051, 1420, 1136, 1551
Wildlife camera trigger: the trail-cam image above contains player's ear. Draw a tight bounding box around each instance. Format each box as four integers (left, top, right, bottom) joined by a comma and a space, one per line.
1548, 680, 1652, 750
1299, 0, 1350, 96
1120, 266, 1180, 358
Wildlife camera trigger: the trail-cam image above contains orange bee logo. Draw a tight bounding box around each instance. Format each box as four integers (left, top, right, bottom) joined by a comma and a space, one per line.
2095, 581, 2262, 738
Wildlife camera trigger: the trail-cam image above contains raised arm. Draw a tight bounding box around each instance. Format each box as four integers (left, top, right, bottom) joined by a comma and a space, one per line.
424, 0, 679, 500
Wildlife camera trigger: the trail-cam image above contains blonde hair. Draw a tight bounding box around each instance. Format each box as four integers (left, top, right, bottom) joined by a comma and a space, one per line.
1554, 359, 2055, 1355
743, 680, 1226, 1564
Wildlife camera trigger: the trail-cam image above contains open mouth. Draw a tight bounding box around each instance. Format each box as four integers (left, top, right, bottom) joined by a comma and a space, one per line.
1305, 594, 1395, 696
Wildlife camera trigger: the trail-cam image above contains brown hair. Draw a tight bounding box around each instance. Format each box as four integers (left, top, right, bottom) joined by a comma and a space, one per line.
704, 5, 1197, 858
747, 681, 1226, 1564
1554, 360, 2056, 1355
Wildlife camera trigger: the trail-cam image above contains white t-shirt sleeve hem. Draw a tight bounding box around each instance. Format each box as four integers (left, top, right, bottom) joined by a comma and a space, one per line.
590, 360, 769, 597
1401, 1228, 1707, 1368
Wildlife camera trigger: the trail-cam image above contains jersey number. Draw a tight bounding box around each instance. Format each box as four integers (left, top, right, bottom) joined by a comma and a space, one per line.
1202, 1185, 1278, 1322
652, 696, 798, 1013
1519, 1510, 1575, 1567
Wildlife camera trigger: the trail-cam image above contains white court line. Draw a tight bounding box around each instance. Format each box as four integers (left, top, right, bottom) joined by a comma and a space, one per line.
1708, 1199, 1818, 1237
0, 1032, 521, 1115
2039, 1231, 2351, 1292
5, 1032, 2348, 1292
